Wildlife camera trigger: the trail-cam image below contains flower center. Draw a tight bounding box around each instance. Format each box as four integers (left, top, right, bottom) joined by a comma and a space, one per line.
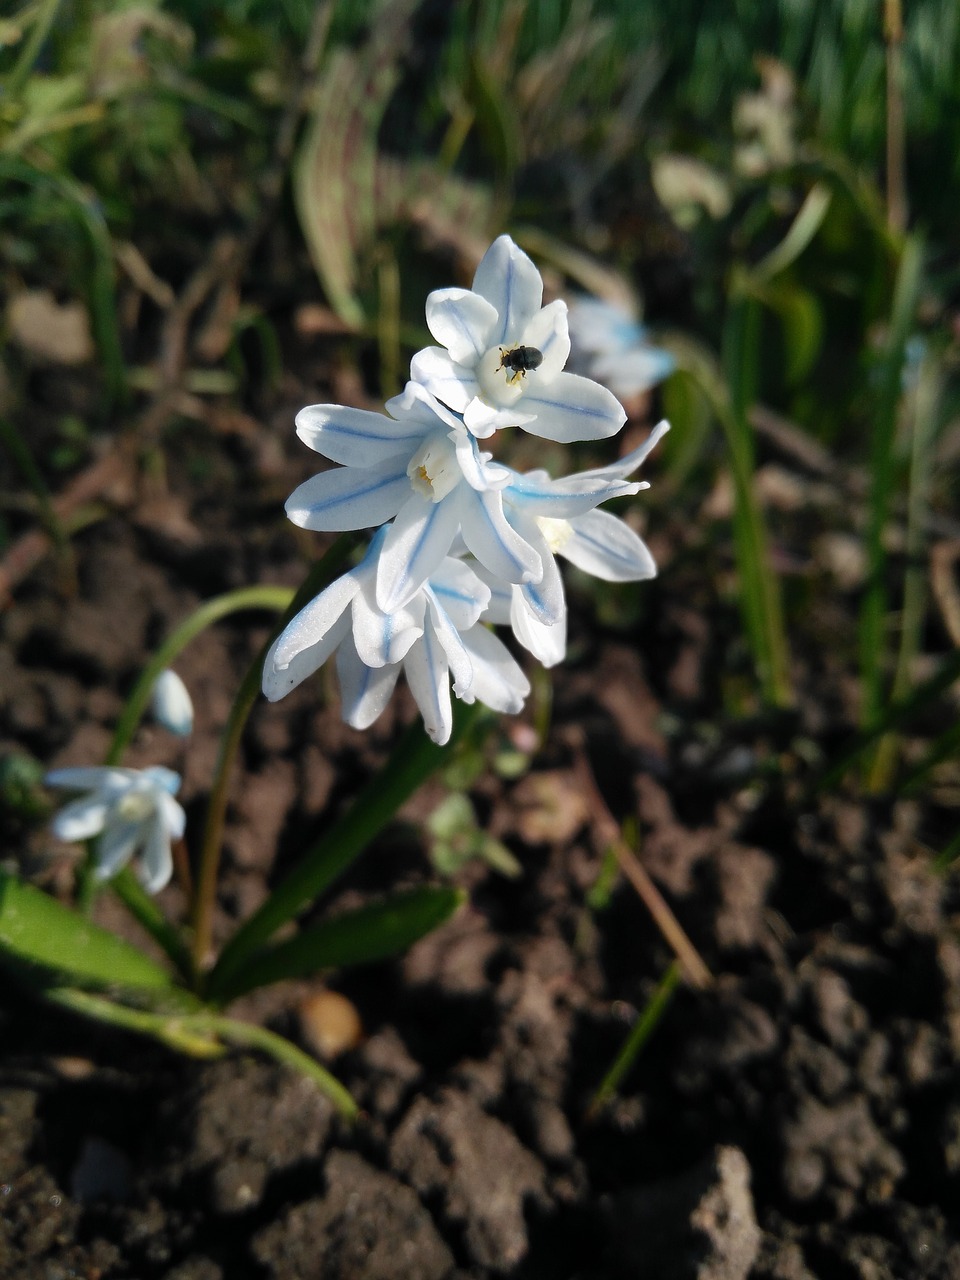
476, 346, 529, 408
115, 791, 155, 822
406, 433, 461, 503
537, 516, 573, 553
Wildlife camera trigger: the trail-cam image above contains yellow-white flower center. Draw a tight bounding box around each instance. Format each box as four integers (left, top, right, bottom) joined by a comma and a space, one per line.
537, 516, 573, 553
406, 434, 460, 503
115, 791, 156, 822
477, 346, 528, 408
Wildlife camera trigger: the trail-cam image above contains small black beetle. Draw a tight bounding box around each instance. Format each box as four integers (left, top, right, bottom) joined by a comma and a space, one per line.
498, 345, 543, 382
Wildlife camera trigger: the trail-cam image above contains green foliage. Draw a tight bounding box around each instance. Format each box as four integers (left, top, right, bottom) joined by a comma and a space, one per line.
426, 792, 521, 879
0, 868, 176, 993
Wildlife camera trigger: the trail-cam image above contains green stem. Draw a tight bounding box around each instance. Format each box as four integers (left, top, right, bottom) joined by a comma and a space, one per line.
3, 0, 63, 102
190, 540, 356, 980
107, 584, 296, 765
45, 988, 358, 1118
112, 868, 195, 982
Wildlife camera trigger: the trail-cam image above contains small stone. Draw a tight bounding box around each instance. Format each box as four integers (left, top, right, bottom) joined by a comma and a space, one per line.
298, 989, 364, 1059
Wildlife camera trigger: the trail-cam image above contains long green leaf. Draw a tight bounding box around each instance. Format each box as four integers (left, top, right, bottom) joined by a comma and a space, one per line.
859, 234, 924, 733
0, 869, 173, 991
212, 886, 465, 1003
207, 700, 483, 998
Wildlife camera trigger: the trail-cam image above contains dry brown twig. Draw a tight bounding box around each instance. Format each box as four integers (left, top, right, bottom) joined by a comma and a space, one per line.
571, 747, 713, 991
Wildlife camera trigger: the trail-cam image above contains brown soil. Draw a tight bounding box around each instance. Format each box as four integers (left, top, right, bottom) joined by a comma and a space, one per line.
2, 283, 959, 1280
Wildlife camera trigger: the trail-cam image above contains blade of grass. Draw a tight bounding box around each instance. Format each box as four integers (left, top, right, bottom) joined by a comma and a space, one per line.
815, 647, 960, 792
0, 414, 70, 555
587, 962, 680, 1120
866, 345, 941, 791
0, 158, 126, 405
899, 722, 960, 796
707, 297, 793, 708
933, 830, 960, 875
2, 0, 62, 101
859, 235, 924, 749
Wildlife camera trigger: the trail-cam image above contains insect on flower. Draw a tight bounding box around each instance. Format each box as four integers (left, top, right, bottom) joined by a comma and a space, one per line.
498, 344, 544, 384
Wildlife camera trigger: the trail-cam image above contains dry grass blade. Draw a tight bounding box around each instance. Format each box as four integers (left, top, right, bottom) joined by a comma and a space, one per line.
572, 749, 713, 991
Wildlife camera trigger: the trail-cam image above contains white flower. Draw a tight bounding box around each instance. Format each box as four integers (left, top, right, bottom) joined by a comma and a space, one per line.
410, 235, 626, 442
566, 296, 675, 401
262, 533, 529, 746
151, 669, 194, 737
45, 766, 186, 894
288, 381, 542, 614
476, 420, 670, 661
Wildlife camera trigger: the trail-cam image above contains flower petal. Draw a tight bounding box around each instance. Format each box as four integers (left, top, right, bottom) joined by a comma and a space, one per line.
410, 347, 477, 414
142, 766, 182, 797
453, 427, 511, 492
271, 571, 361, 671
385, 380, 467, 432
506, 510, 565, 626
504, 470, 639, 518
567, 297, 642, 356
376, 495, 461, 613
94, 817, 143, 880
45, 767, 133, 792
351, 577, 424, 667
427, 558, 490, 631
516, 371, 626, 443
462, 397, 537, 439
403, 625, 454, 745
592, 346, 675, 398
575, 420, 670, 481
337, 635, 401, 730
295, 404, 426, 466
472, 236, 543, 345
158, 790, 187, 839
521, 298, 570, 381
459, 625, 530, 712
262, 611, 352, 701
425, 288, 499, 367
424, 593, 473, 698
510, 592, 566, 667
51, 795, 109, 842
151, 670, 194, 737
137, 814, 175, 894
518, 548, 565, 626
285, 464, 410, 532
459, 488, 542, 586
564, 509, 657, 581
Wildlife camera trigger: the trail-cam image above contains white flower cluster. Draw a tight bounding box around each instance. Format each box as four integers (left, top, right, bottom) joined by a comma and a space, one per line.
264, 235, 669, 745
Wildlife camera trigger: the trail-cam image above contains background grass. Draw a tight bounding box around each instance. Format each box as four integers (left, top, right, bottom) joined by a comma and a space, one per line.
1, 0, 958, 837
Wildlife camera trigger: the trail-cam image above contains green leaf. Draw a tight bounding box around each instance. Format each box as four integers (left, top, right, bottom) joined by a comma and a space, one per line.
212, 886, 465, 1003
207, 699, 484, 998
0, 869, 174, 992
758, 282, 823, 384
751, 182, 832, 284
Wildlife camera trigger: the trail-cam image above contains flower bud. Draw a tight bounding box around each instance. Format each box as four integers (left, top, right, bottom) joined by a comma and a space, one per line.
151, 669, 194, 737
